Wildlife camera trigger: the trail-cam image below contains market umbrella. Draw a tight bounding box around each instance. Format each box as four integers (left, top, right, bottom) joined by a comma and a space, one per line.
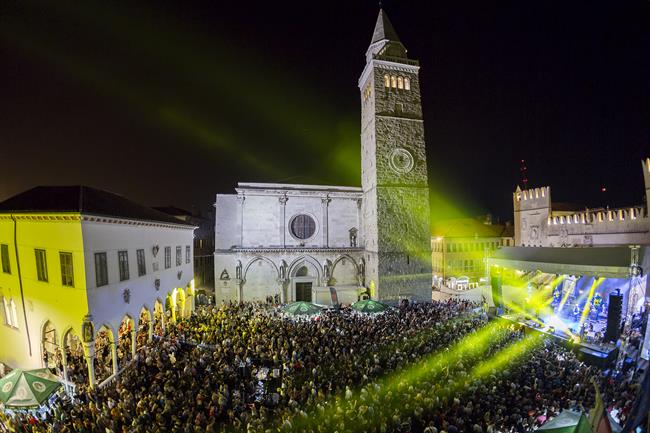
351, 299, 389, 313
0, 368, 61, 408
282, 301, 322, 316
537, 410, 591, 433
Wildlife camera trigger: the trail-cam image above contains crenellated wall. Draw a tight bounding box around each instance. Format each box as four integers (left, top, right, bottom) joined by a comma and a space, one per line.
513, 160, 650, 247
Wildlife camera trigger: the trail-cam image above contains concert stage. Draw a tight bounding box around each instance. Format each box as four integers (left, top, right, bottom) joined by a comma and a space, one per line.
497, 313, 619, 368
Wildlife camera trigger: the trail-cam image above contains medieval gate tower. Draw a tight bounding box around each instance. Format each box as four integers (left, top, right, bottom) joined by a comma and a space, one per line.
359, 10, 432, 301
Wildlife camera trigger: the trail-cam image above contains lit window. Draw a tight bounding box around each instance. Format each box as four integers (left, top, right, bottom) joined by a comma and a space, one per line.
384, 74, 390, 87
60, 252, 74, 287
2, 298, 19, 328
391, 75, 397, 88
398, 76, 404, 89
404, 77, 410, 90
10, 299, 18, 328
2, 297, 11, 326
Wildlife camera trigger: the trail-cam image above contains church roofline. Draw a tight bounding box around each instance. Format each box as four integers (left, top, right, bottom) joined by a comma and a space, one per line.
236, 182, 362, 193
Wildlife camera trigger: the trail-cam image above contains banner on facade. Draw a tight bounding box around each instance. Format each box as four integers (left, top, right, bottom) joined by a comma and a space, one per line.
329, 287, 339, 307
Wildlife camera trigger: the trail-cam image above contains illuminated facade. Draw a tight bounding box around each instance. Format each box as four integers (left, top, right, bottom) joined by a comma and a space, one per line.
514, 158, 650, 247
0, 186, 195, 386
215, 10, 433, 304
431, 217, 514, 288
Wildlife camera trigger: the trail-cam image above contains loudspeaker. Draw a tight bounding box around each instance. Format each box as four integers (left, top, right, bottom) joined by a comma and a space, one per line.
604, 293, 623, 342
491, 274, 503, 311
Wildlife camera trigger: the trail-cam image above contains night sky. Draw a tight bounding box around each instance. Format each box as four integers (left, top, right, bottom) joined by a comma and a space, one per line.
1, 0, 649, 221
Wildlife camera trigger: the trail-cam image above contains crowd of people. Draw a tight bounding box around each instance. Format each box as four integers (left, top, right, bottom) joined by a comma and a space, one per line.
0, 299, 645, 433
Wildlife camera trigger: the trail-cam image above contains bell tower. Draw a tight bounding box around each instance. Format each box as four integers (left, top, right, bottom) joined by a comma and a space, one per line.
359, 9, 432, 301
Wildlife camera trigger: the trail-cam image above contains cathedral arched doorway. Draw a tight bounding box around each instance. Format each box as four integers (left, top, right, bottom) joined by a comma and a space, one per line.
93, 326, 115, 384
153, 299, 164, 336
289, 258, 320, 302
117, 316, 134, 366
41, 321, 58, 370
62, 329, 87, 386
137, 307, 151, 348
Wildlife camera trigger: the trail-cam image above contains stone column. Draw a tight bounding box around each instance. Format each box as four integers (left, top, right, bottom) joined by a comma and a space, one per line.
60, 348, 71, 394
82, 342, 96, 389
321, 195, 331, 247
279, 194, 288, 247
237, 279, 244, 303
131, 327, 137, 359
237, 194, 246, 247
111, 341, 119, 375
356, 198, 363, 246
160, 309, 166, 335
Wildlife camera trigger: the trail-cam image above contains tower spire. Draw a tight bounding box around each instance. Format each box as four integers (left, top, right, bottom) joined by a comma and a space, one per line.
371, 8, 401, 45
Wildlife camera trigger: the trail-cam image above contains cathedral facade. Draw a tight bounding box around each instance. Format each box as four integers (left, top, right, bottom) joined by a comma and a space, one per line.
214, 10, 432, 304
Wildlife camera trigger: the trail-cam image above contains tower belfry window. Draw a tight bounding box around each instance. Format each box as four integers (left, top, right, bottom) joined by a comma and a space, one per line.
404, 77, 410, 90
398, 76, 404, 89
384, 74, 390, 88
391, 75, 397, 88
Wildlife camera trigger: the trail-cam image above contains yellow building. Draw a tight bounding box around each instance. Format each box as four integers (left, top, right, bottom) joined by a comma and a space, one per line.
432, 216, 514, 289
0, 186, 195, 388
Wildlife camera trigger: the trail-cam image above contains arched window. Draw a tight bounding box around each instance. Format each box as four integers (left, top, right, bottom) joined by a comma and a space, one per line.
2, 297, 10, 326
290, 214, 316, 240
391, 75, 397, 88
296, 266, 309, 277
384, 75, 390, 88
404, 77, 410, 90
9, 299, 18, 328
397, 76, 404, 89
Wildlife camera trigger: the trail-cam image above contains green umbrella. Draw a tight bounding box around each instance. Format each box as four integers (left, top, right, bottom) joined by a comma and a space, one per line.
282, 301, 322, 316
351, 299, 389, 313
537, 410, 592, 433
0, 368, 61, 408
